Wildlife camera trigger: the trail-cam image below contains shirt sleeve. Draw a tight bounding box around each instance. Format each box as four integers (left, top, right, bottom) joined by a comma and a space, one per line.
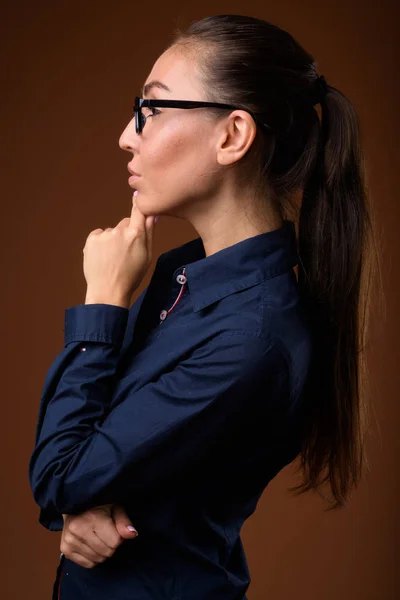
29, 303, 291, 524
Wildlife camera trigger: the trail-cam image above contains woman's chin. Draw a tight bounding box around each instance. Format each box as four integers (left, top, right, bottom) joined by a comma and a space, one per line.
133, 192, 159, 216
133, 189, 175, 217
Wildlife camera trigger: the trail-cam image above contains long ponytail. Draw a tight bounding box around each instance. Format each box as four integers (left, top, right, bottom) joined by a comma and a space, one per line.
291, 83, 384, 508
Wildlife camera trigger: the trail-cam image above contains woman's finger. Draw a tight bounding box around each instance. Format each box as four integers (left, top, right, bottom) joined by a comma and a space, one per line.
129, 195, 146, 233
68, 525, 120, 558
61, 535, 108, 564
145, 215, 157, 258
66, 550, 100, 569
90, 519, 125, 551
111, 504, 139, 540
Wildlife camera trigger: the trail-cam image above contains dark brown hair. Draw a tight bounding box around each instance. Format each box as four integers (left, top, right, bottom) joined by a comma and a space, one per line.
167, 14, 385, 509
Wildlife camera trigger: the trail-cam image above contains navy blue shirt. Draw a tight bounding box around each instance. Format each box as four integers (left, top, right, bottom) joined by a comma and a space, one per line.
29, 219, 313, 600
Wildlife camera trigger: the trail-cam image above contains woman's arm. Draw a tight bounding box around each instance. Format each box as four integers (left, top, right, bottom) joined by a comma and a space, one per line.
29, 303, 291, 518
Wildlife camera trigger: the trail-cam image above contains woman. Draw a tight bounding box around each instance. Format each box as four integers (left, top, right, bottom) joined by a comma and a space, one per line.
29, 14, 382, 600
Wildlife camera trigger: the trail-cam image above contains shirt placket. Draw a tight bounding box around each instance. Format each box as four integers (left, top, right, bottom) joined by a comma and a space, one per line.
159, 267, 187, 325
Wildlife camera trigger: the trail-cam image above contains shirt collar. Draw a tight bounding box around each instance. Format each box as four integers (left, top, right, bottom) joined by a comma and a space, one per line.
157, 219, 298, 313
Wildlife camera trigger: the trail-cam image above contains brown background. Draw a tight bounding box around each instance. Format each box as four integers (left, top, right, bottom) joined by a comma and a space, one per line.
1, 1, 397, 598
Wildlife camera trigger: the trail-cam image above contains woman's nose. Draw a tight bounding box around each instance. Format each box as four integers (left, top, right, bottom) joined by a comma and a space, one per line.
118, 118, 137, 152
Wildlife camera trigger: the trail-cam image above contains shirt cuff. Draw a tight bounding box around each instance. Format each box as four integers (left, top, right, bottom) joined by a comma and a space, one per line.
39, 507, 64, 531
64, 304, 129, 349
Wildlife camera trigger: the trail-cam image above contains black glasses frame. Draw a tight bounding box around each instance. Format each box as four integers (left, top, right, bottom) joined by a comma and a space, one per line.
133, 96, 271, 134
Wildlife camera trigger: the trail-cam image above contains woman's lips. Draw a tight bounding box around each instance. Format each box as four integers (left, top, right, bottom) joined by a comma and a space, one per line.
129, 175, 141, 186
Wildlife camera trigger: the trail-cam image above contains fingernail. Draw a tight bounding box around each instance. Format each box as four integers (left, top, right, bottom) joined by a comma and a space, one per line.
154, 216, 159, 224
127, 525, 138, 534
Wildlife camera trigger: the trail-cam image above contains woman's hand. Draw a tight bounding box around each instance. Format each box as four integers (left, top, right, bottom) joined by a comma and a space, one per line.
83, 195, 157, 308
60, 504, 138, 569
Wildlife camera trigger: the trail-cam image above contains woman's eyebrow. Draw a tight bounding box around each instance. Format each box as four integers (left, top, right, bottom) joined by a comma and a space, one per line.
141, 80, 172, 97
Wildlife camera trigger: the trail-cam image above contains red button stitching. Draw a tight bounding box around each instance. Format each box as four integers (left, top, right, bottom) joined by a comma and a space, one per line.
159, 267, 187, 324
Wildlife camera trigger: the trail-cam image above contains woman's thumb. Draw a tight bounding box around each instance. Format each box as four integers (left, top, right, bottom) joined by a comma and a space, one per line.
112, 504, 138, 539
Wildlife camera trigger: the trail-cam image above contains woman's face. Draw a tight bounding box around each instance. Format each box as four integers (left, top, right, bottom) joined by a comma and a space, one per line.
119, 47, 222, 219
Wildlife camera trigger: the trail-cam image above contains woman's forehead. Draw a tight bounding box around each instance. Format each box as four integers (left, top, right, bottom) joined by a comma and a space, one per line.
144, 49, 201, 100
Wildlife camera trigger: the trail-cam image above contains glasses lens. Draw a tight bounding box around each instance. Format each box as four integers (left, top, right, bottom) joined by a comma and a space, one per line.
134, 98, 143, 134
136, 109, 143, 133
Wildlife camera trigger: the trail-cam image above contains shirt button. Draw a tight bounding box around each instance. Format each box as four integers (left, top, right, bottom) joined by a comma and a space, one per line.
160, 309, 168, 321
176, 274, 187, 285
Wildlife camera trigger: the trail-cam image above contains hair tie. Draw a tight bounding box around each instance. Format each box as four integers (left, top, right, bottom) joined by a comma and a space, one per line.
311, 74, 328, 106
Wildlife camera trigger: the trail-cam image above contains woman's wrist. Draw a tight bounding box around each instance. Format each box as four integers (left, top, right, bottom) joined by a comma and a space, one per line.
84, 289, 131, 309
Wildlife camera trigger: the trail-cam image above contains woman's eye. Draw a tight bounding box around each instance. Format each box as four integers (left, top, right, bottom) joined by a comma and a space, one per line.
143, 107, 160, 118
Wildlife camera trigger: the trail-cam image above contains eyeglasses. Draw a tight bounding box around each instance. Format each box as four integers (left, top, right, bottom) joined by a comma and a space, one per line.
133, 96, 272, 134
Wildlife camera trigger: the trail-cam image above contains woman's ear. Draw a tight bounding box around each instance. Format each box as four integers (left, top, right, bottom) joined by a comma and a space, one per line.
216, 110, 257, 166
